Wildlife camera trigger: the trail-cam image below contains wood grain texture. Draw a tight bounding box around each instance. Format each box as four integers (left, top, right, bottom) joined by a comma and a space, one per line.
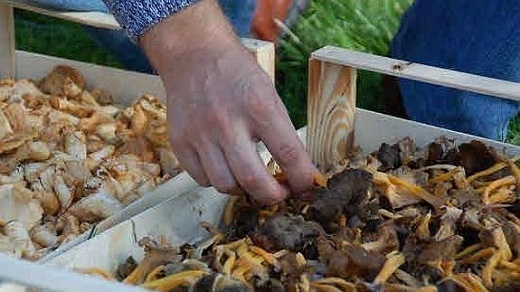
241, 38, 276, 83
312, 45, 520, 102
0, 2, 15, 79
307, 58, 357, 173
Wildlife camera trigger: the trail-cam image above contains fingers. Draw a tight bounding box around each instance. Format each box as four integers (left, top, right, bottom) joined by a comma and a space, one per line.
171, 141, 210, 187
195, 140, 238, 194
252, 95, 318, 195
221, 129, 290, 206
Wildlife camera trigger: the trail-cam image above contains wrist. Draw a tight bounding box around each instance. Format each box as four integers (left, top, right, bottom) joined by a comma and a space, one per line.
140, 0, 241, 77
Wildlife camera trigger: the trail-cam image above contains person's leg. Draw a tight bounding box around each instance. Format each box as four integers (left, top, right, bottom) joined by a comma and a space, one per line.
218, 0, 257, 37
390, 0, 520, 141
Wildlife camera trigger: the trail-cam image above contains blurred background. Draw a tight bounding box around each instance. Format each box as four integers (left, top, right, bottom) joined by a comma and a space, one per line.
13, 0, 520, 144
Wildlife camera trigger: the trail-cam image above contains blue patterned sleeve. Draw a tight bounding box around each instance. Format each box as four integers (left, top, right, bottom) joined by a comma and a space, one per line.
102, 0, 200, 41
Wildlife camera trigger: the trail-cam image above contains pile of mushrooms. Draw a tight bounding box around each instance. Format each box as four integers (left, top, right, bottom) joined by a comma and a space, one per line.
83, 136, 519, 291
0, 66, 180, 260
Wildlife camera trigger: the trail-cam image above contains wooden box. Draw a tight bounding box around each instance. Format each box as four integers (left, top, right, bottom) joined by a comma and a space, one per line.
2, 1, 520, 291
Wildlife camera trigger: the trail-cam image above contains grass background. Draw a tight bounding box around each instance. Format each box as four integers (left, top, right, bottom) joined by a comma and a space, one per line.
12, 1, 520, 144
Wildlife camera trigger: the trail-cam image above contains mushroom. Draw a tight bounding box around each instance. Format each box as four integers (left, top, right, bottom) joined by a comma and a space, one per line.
122, 237, 183, 284
0, 234, 21, 258
373, 251, 406, 284
38, 65, 85, 98
67, 190, 124, 223
434, 206, 463, 242
0, 108, 13, 141
361, 221, 399, 255
157, 147, 180, 175
0, 184, 43, 230
50, 96, 95, 118
30, 223, 59, 248
4, 220, 38, 260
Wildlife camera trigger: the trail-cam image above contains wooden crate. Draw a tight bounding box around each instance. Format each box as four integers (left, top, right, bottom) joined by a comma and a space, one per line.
2, 1, 520, 291
0, 0, 276, 262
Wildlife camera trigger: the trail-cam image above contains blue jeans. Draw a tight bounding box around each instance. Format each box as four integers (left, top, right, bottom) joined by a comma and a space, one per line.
390, 0, 520, 141
27, 0, 257, 74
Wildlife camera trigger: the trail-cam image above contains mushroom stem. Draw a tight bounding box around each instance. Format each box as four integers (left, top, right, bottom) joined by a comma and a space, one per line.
416, 212, 432, 241
144, 265, 165, 283
428, 167, 461, 184
140, 270, 207, 291
387, 174, 446, 209
313, 172, 329, 188
222, 251, 236, 275
482, 248, 501, 288
249, 245, 279, 268
455, 243, 484, 260
122, 265, 147, 285
223, 196, 240, 226
498, 260, 520, 272
460, 247, 495, 264
312, 278, 356, 291
466, 156, 520, 182
449, 273, 488, 292
482, 175, 515, 204
309, 283, 344, 292
491, 227, 513, 261
77, 268, 115, 281
374, 251, 406, 284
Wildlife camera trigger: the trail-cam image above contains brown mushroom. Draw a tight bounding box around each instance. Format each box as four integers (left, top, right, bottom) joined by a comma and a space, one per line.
123, 237, 183, 284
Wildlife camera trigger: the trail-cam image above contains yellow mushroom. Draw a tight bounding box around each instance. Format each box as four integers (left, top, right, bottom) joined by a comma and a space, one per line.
482, 248, 501, 288
460, 247, 495, 264
77, 268, 116, 281
144, 265, 165, 283
140, 270, 207, 291
374, 251, 406, 284
455, 243, 484, 260
312, 277, 356, 291
482, 175, 515, 204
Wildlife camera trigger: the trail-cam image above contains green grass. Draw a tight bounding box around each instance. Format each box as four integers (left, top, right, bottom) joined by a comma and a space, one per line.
275, 0, 413, 128
12, 2, 520, 144
14, 9, 122, 67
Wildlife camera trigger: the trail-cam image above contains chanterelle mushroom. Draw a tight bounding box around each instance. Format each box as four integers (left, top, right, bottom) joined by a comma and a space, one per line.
122, 237, 183, 284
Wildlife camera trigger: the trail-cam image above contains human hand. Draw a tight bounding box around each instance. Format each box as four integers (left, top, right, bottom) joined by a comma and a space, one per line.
140, 0, 318, 205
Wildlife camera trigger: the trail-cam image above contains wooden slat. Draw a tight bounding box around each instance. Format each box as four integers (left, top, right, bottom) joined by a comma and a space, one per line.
312, 46, 520, 102
5, 0, 121, 29
0, 2, 14, 79
3, 1, 275, 81
242, 38, 276, 83
307, 58, 357, 173
0, 253, 146, 292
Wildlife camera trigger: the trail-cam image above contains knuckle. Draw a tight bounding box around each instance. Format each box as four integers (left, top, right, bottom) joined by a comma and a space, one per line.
207, 108, 228, 127
245, 92, 272, 118
276, 143, 301, 165
214, 180, 236, 194
197, 178, 211, 188
240, 174, 262, 190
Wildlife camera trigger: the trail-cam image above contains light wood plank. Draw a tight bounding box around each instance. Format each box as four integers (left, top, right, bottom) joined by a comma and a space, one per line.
0, 2, 14, 79
242, 38, 276, 83
5, 0, 121, 29
0, 254, 146, 292
307, 58, 357, 173
312, 45, 520, 102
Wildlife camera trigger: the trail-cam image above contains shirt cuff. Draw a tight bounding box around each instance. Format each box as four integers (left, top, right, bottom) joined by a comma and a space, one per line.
102, 0, 200, 42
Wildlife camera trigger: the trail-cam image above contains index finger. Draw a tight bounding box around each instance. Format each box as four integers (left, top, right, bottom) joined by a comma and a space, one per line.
220, 130, 290, 206
254, 98, 318, 195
